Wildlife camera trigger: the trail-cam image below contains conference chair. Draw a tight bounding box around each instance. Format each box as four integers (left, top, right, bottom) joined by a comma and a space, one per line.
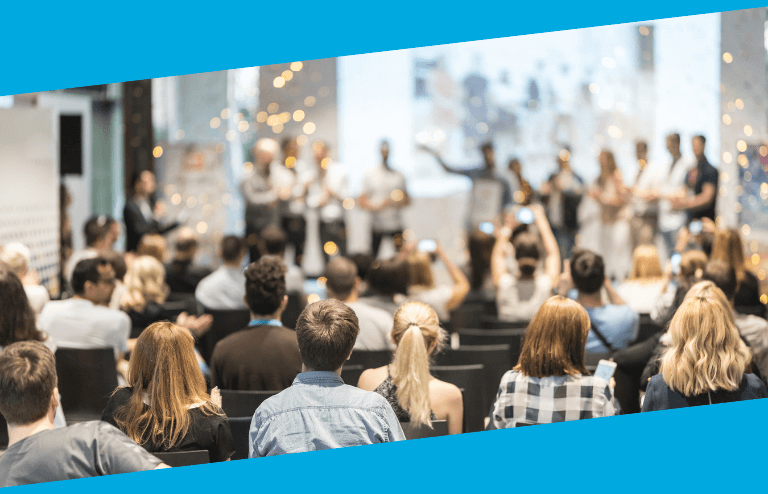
0, 412, 7, 450
55, 348, 118, 423
220, 390, 279, 418
228, 416, 251, 460
479, 316, 530, 330
456, 328, 526, 366
637, 313, 662, 343
281, 293, 305, 330
199, 308, 251, 364
340, 364, 365, 387
346, 350, 392, 370
449, 303, 490, 332
431, 364, 487, 433
153, 450, 210, 467
400, 420, 449, 440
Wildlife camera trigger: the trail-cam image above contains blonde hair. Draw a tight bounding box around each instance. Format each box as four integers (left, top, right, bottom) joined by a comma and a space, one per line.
630, 245, 662, 281
661, 281, 751, 396
406, 252, 435, 290
710, 229, 747, 284
120, 256, 167, 312
137, 234, 166, 263
390, 302, 446, 427
0, 243, 30, 277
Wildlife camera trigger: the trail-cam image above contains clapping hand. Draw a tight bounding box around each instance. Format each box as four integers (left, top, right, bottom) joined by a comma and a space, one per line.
210, 387, 222, 408
176, 312, 214, 337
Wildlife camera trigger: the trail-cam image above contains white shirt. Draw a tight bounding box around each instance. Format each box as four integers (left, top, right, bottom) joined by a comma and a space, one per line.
304, 161, 349, 222
616, 279, 667, 315
271, 160, 310, 217
408, 285, 454, 322
39, 298, 131, 359
659, 155, 695, 232
346, 301, 395, 351
497, 273, 552, 322
195, 266, 247, 310
361, 164, 407, 232
632, 161, 663, 216
24, 284, 50, 318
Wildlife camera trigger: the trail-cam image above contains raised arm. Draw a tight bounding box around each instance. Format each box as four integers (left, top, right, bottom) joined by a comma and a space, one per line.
531, 204, 561, 287
603, 278, 627, 306
491, 227, 512, 288
435, 243, 470, 312
418, 144, 465, 175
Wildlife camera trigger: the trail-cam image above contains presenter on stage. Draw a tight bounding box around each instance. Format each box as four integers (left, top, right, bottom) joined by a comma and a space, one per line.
123, 170, 180, 253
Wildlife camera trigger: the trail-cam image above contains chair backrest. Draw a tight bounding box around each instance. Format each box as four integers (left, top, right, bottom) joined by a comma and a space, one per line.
638, 313, 662, 342
153, 450, 210, 467
346, 350, 392, 370
0, 412, 7, 450
479, 316, 530, 330
430, 364, 487, 433
340, 364, 365, 387
399, 420, 449, 440
199, 308, 252, 364
161, 300, 197, 320
281, 293, 304, 330
457, 328, 526, 366
220, 389, 279, 418
55, 348, 118, 422
228, 416, 251, 461
449, 303, 491, 332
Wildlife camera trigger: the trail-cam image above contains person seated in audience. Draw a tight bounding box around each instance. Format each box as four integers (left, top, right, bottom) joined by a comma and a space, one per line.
651, 249, 707, 327
492, 296, 617, 427
710, 228, 765, 317
101, 322, 234, 463
103, 249, 128, 310
40, 258, 131, 376
136, 233, 167, 264
492, 204, 560, 323
642, 281, 767, 411
559, 249, 638, 355
702, 261, 768, 381
165, 227, 212, 296
348, 253, 376, 297
466, 228, 496, 303
65, 215, 114, 285
211, 256, 302, 391
325, 257, 394, 352
358, 302, 463, 435
616, 245, 667, 314
0, 243, 49, 318
249, 299, 405, 457
259, 225, 305, 300
195, 235, 248, 310
0, 341, 167, 487
358, 257, 410, 315
120, 255, 169, 330
404, 242, 470, 323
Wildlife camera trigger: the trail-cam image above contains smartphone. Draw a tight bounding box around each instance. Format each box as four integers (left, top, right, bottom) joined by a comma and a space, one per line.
418, 239, 437, 253
670, 252, 682, 275
479, 222, 495, 235
516, 207, 535, 225
689, 220, 703, 235
594, 359, 617, 382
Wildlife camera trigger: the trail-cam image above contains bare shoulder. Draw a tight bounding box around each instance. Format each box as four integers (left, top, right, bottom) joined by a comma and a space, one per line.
357, 366, 388, 391
429, 378, 463, 404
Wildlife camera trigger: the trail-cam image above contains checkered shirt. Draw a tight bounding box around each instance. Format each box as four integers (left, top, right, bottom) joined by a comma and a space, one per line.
492, 370, 615, 428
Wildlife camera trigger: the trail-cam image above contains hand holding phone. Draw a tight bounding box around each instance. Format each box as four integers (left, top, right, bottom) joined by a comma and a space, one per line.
594, 359, 617, 382
515, 207, 535, 225
418, 239, 437, 253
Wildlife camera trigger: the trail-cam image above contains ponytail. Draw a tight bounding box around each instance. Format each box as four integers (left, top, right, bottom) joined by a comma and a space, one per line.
392, 324, 433, 427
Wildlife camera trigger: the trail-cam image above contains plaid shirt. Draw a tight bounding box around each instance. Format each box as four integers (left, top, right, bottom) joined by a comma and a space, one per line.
492, 370, 616, 428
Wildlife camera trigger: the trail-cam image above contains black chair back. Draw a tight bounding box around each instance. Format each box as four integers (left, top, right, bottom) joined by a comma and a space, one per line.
220, 389, 279, 418
431, 364, 487, 433
479, 317, 530, 330
199, 309, 251, 364
449, 303, 489, 332
346, 350, 392, 370
228, 416, 251, 460
162, 300, 197, 320
281, 293, 304, 330
457, 328, 526, 366
400, 420, 449, 440
55, 348, 118, 422
638, 313, 662, 342
340, 364, 365, 387
153, 450, 210, 467
0, 412, 7, 450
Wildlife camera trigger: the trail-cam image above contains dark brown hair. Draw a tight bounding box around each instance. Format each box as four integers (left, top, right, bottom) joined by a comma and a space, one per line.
296, 299, 359, 371
468, 229, 494, 290
515, 296, 590, 378
570, 249, 604, 294
0, 341, 57, 425
260, 226, 288, 257
245, 256, 287, 315
367, 258, 409, 296
0, 268, 46, 347
221, 235, 246, 263
325, 257, 358, 301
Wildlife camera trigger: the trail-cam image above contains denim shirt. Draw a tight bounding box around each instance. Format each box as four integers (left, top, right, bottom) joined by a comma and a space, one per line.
249, 371, 405, 457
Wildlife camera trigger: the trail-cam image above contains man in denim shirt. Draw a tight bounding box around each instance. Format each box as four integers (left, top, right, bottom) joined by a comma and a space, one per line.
249, 299, 405, 457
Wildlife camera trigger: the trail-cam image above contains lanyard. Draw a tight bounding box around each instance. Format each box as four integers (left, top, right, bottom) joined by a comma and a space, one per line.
248, 319, 282, 327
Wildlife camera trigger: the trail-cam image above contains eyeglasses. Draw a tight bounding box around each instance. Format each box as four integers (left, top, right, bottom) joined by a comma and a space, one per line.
99, 277, 117, 286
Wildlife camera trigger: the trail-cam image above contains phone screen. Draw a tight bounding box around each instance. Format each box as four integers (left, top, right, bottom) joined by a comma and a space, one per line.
594, 361, 617, 381
418, 239, 437, 253
516, 207, 534, 225
479, 222, 495, 235
671, 252, 682, 275
689, 220, 703, 235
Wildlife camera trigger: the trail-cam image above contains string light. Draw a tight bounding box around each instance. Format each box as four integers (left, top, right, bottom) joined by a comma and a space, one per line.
220, 108, 231, 119
187, 196, 197, 208
343, 198, 355, 210
196, 222, 208, 234
226, 130, 236, 141
745, 125, 753, 136
210, 117, 221, 129
282, 70, 293, 81
303, 122, 316, 134
723, 52, 733, 63
293, 110, 305, 122
290, 61, 303, 71
723, 152, 732, 164
639, 26, 649, 36
256, 112, 268, 123
737, 140, 747, 152
304, 96, 316, 107
272, 123, 284, 134
735, 98, 744, 109
273, 77, 286, 88
238, 121, 249, 132
722, 114, 732, 125
286, 157, 296, 168
324, 242, 338, 256
153, 146, 163, 158
268, 103, 279, 113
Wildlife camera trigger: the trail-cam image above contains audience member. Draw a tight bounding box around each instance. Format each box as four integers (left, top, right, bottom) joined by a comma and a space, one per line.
325, 257, 394, 352
0, 243, 49, 317
65, 215, 113, 284
165, 227, 212, 296
359, 257, 409, 315
275, 136, 308, 266
651, 249, 707, 327
358, 302, 463, 434
540, 147, 584, 263
405, 243, 470, 323
249, 299, 405, 457
240, 138, 281, 263
136, 233, 167, 263
492, 296, 616, 427
120, 255, 169, 330
710, 228, 765, 317
0, 342, 166, 487
642, 281, 766, 411
196, 235, 248, 310
210, 256, 302, 390
348, 253, 376, 296
102, 249, 128, 311
259, 225, 305, 296
124, 170, 179, 253
101, 322, 234, 463
617, 245, 667, 314
466, 228, 496, 302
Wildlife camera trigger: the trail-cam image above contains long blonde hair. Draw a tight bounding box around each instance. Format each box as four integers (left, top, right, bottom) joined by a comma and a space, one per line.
406, 252, 435, 290
120, 255, 167, 312
661, 281, 751, 396
114, 322, 221, 449
629, 245, 663, 281
710, 229, 747, 284
390, 302, 446, 427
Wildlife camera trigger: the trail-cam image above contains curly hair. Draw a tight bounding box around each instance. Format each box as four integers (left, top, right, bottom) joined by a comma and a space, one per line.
245, 256, 287, 315
120, 256, 167, 313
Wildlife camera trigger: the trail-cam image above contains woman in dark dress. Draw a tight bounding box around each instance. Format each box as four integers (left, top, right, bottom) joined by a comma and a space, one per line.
101, 321, 234, 462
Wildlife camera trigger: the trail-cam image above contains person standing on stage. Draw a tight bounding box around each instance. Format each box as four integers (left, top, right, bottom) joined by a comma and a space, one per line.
670, 135, 718, 222
272, 137, 309, 266
654, 133, 695, 259
359, 140, 411, 258
305, 141, 349, 263
123, 170, 180, 253
240, 138, 281, 263
540, 147, 584, 264
630, 140, 661, 249
506, 158, 534, 205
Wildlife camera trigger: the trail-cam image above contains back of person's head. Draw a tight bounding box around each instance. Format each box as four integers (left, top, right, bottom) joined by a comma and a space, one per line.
245, 256, 287, 315
406, 252, 434, 289
513, 233, 541, 278
348, 254, 375, 282
367, 258, 408, 297
468, 229, 494, 290
710, 229, 746, 283
173, 227, 199, 261
630, 245, 662, 280
325, 257, 358, 301
661, 281, 750, 396
679, 250, 708, 279
260, 225, 288, 257
117, 322, 217, 449
0, 268, 43, 347
515, 296, 590, 378
220, 235, 246, 264
121, 255, 166, 312
295, 299, 359, 371
702, 260, 738, 301
0, 341, 57, 426
391, 302, 445, 427
570, 249, 604, 294
0, 243, 31, 277
137, 234, 166, 263
102, 249, 128, 281
84, 215, 111, 247
71, 257, 110, 296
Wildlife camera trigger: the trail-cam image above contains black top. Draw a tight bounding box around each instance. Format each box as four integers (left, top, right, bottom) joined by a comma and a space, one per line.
735, 271, 765, 317
642, 373, 767, 412
101, 387, 235, 463
125, 301, 166, 331
686, 158, 718, 221
123, 196, 179, 253
165, 260, 212, 294
373, 370, 438, 423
